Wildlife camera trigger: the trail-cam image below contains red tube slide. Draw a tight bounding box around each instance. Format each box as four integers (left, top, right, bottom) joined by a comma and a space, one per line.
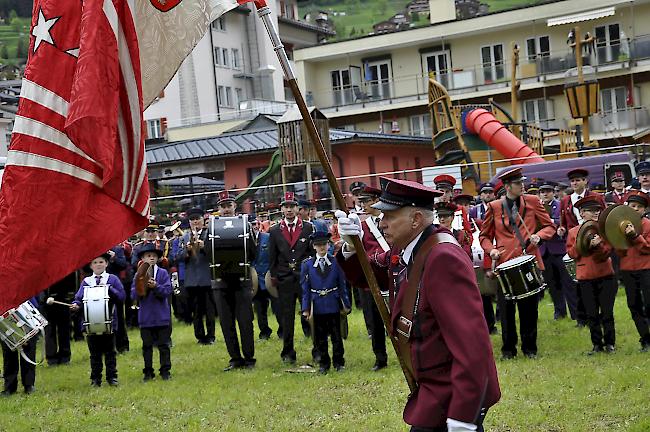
464, 108, 544, 164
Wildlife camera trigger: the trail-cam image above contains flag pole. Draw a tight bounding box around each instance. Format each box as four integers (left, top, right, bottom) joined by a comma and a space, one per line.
239, 0, 416, 392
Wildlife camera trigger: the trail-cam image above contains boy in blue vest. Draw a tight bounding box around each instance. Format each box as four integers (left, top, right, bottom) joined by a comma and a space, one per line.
301, 232, 350, 374
131, 244, 173, 381
71, 253, 125, 387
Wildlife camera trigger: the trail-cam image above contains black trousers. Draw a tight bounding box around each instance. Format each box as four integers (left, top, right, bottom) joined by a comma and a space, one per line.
621, 269, 650, 345
497, 290, 539, 356
359, 289, 387, 365
277, 275, 310, 360
482, 294, 496, 332
2, 337, 37, 392
542, 252, 578, 319
187, 286, 216, 342
43, 304, 71, 364
313, 313, 344, 369
579, 276, 617, 347
410, 408, 488, 432
214, 277, 255, 365
87, 333, 117, 381
114, 300, 129, 352
140, 325, 172, 376
253, 289, 273, 337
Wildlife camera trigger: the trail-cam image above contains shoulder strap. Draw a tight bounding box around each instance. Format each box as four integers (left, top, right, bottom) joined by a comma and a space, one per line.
395, 232, 459, 343
502, 199, 528, 252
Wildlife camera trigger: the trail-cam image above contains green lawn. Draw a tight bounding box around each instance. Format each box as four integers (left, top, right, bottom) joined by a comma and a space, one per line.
1, 289, 649, 431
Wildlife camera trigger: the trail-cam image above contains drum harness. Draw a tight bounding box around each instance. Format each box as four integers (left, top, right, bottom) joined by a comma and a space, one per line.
501, 199, 530, 254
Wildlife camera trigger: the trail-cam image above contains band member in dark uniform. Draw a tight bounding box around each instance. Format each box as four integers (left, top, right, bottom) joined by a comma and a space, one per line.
42, 272, 77, 366
338, 177, 500, 431
616, 190, 650, 352
251, 220, 280, 340
604, 171, 628, 205
1, 297, 39, 395
433, 174, 455, 203
479, 167, 556, 359
178, 208, 216, 345
268, 191, 314, 364
539, 181, 578, 321
566, 195, 617, 354
436, 202, 472, 257
337, 185, 389, 371
212, 191, 257, 371
107, 246, 129, 353
470, 182, 495, 221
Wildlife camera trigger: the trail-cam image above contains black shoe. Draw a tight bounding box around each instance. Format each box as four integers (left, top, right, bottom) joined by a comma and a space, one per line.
371, 363, 387, 372
1, 389, 15, 397
143, 374, 155, 382
107, 378, 119, 386
48, 359, 60, 366
223, 364, 239, 372
259, 333, 271, 340
59, 358, 71, 365
489, 327, 499, 335
318, 366, 329, 374
91, 380, 101, 387
281, 356, 296, 365
604, 344, 616, 353
524, 352, 537, 359
206, 338, 216, 345
576, 321, 587, 328
24, 386, 35, 394
334, 365, 345, 372
501, 353, 516, 360
641, 343, 650, 353
587, 345, 604, 356
160, 373, 171, 381
244, 359, 256, 369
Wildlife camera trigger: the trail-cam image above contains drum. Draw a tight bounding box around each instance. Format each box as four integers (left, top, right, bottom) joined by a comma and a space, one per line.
207, 215, 253, 282
83, 285, 112, 335
495, 255, 546, 301
0, 300, 48, 352
563, 254, 577, 282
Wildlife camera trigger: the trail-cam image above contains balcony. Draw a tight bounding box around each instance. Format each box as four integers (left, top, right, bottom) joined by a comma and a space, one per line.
309, 34, 650, 114
588, 106, 650, 136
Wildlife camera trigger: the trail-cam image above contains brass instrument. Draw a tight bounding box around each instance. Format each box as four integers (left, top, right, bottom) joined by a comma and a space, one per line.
598, 204, 642, 250
188, 229, 201, 257
132, 262, 154, 310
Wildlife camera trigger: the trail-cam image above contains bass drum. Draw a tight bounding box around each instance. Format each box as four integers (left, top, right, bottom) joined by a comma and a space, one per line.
206, 215, 252, 282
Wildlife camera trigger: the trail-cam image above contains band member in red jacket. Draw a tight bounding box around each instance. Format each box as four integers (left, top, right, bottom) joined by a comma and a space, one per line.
566, 195, 616, 354
479, 167, 556, 359
616, 190, 650, 351
338, 177, 500, 432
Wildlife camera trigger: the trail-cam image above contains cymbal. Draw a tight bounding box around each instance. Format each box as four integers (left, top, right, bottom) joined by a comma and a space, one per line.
250, 267, 258, 297
576, 220, 599, 257
265, 273, 278, 298
599, 204, 641, 250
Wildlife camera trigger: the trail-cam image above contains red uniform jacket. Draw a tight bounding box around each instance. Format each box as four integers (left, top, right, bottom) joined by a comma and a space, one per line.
479, 195, 556, 270
370, 226, 500, 428
566, 225, 614, 280
560, 191, 598, 231
617, 217, 650, 272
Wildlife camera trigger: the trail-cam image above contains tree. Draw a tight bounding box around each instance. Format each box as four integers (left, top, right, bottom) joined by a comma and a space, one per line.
8, 9, 17, 23
411, 12, 420, 23
16, 37, 27, 59
349, 26, 356, 37
0, 45, 8, 59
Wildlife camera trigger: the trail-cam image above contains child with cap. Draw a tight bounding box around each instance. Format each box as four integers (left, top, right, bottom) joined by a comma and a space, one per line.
566, 195, 616, 355
70, 253, 126, 386
616, 190, 650, 352
131, 244, 173, 381
301, 231, 350, 374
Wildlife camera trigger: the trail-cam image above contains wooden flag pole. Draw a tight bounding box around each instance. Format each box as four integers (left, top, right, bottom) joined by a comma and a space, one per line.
240, 0, 416, 392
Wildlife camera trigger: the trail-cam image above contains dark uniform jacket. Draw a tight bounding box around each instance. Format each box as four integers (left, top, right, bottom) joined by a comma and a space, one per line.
268, 218, 314, 282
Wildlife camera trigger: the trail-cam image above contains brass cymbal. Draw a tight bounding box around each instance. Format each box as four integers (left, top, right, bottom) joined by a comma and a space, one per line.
600, 204, 642, 250
597, 204, 619, 235
576, 220, 599, 257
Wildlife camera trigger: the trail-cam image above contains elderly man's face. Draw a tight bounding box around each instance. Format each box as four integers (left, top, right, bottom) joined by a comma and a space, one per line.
379, 207, 427, 250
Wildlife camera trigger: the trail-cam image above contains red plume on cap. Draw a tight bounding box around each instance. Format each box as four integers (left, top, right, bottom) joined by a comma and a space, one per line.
219, 191, 229, 200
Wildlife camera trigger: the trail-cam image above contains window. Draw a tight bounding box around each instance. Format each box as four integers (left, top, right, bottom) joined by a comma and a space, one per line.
147, 119, 162, 139
481, 44, 504, 83
410, 114, 431, 136
595, 23, 621, 63
225, 87, 232, 107
218, 86, 233, 107
601, 87, 626, 113
364, 60, 392, 99
214, 47, 222, 66
235, 88, 243, 109
222, 48, 229, 67
212, 17, 226, 31
523, 99, 550, 124
331, 69, 352, 105
525, 36, 550, 61
232, 48, 240, 69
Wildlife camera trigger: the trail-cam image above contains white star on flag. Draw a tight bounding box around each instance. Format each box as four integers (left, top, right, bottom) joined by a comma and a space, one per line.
31, 8, 59, 53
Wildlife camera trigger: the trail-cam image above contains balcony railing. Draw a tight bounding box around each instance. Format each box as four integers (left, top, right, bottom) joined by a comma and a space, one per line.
310, 35, 650, 112
589, 107, 650, 135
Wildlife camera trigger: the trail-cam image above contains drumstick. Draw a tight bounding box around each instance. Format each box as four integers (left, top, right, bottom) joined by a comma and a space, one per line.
515, 212, 534, 250
46, 297, 73, 307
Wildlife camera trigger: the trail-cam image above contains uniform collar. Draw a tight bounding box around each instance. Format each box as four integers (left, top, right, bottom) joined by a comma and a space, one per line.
313, 253, 331, 267
402, 231, 424, 266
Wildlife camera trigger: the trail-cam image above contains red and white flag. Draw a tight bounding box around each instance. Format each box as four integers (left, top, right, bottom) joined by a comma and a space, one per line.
0, 0, 238, 313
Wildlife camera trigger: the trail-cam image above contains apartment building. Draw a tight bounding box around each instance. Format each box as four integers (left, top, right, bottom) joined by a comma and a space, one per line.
143, 0, 334, 143
294, 0, 650, 147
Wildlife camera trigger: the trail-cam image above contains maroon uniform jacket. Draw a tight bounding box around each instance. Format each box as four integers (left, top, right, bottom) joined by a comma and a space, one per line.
353, 225, 500, 428
560, 190, 598, 231
479, 195, 556, 269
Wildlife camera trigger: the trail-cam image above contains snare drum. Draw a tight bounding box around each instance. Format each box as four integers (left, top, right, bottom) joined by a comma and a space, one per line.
83, 285, 112, 335
0, 300, 48, 352
562, 254, 577, 282
206, 215, 253, 282
495, 255, 546, 301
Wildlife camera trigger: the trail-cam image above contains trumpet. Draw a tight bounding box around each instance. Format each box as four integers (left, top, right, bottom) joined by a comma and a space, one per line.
188, 229, 202, 257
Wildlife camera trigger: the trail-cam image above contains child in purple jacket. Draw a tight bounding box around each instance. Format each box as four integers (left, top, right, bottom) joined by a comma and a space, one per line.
131, 244, 173, 381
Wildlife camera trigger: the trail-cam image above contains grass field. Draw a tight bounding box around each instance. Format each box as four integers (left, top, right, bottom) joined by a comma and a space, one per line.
1, 289, 649, 431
